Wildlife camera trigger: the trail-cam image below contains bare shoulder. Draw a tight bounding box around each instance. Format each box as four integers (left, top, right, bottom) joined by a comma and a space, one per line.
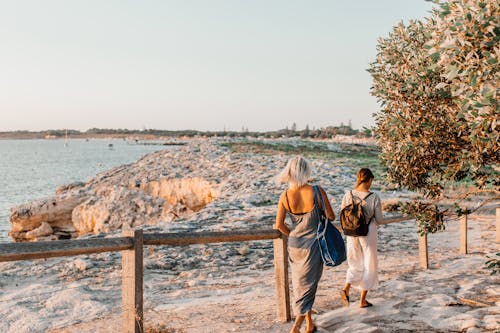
278, 190, 287, 203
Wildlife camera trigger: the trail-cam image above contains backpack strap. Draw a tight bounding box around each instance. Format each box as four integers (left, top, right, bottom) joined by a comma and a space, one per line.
351, 190, 372, 203
365, 192, 375, 223
354, 191, 375, 224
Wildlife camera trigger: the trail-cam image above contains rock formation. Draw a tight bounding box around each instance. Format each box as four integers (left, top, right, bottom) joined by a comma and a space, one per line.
9, 141, 224, 241
9, 138, 409, 242
9, 187, 90, 241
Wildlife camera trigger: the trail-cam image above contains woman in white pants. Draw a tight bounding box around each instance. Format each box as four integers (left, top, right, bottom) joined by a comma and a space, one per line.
339, 168, 383, 308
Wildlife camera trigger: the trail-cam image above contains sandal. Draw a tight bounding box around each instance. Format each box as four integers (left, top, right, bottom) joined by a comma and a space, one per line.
339, 290, 349, 307
360, 301, 373, 308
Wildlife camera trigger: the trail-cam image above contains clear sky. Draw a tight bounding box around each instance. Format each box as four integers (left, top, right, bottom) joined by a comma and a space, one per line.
0, 0, 434, 132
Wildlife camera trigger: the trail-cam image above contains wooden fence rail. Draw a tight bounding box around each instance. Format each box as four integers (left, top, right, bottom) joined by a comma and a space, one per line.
0, 237, 133, 262
0, 209, 498, 332
143, 229, 281, 246
0, 228, 285, 333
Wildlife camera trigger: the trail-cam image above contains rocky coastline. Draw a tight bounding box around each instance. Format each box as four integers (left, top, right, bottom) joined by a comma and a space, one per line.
9, 138, 394, 242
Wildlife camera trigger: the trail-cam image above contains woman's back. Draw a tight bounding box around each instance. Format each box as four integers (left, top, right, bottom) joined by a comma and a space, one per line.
282, 185, 322, 247
285, 185, 315, 214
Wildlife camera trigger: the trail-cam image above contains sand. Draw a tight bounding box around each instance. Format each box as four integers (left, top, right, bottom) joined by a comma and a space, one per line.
0, 139, 498, 332
0, 214, 497, 332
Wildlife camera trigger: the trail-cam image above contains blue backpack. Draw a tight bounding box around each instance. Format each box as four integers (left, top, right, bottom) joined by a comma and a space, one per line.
313, 186, 346, 267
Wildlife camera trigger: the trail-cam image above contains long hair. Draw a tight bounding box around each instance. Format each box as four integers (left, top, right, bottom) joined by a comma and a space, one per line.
277, 156, 311, 188
356, 168, 374, 187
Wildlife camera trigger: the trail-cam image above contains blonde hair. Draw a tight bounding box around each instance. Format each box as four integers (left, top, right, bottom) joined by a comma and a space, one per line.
277, 156, 311, 188
356, 168, 374, 187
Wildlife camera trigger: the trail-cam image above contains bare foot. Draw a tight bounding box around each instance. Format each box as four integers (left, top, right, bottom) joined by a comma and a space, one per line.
339, 289, 349, 307
360, 300, 373, 308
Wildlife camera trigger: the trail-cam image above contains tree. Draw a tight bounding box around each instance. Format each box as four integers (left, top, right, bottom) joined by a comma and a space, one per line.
369, 0, 499, 234
426, 0, 499, 188
369, 19, 460, 198
301, 124, 311, 138
370, 1, 498, 198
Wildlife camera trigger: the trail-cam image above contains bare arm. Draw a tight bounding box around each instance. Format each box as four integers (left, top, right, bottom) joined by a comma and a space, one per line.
319, 186, 336, 221
275, 193, 290, 236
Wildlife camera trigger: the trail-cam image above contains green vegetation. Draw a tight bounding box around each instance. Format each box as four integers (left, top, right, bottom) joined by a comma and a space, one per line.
485, 253, 500, 275
369, 0, 499, 239
370, 0, 499, 198
220, 140, 382, 169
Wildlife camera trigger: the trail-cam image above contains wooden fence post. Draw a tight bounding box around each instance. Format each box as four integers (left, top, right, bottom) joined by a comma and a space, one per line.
418, 233, 429, 269
496, 208, 500, 243
122, 229, 144, 333
459, 214, 468, 255
273, 233, 290, 322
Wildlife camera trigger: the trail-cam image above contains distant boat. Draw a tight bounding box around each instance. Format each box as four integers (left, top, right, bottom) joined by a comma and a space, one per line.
108, 143, 114, 150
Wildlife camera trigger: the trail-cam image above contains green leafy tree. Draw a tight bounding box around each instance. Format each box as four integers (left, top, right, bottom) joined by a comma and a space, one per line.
369, 0, 499, 234
426, 0, 499, 188
369, 19, 462, 198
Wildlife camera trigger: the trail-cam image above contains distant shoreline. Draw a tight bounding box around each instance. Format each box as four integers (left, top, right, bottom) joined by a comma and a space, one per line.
0, 133, 178, 140
0, 126, 371, 140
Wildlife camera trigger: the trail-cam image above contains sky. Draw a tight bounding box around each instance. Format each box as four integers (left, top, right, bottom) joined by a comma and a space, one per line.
0, 0, 434, 132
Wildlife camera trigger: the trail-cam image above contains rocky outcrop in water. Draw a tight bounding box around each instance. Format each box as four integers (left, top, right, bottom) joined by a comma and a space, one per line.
8, 140, 229, 241
9, 187, 90, 241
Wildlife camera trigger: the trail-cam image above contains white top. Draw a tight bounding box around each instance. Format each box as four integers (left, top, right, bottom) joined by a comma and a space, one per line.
340, 189, 383, 225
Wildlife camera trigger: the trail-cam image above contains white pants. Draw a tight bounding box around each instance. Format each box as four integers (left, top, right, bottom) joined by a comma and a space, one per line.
345, 222, 378, 290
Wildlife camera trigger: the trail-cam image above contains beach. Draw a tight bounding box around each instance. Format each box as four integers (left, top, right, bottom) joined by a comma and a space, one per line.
0, 138, 498, 332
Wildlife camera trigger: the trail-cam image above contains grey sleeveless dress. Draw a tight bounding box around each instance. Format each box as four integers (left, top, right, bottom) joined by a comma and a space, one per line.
284, 188, 324, 315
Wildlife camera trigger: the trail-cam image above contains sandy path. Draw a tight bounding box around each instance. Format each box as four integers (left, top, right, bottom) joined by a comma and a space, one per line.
42, 214, 499, 333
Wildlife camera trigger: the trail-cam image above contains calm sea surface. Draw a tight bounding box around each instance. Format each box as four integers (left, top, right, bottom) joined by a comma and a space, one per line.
0, 139, 169, 243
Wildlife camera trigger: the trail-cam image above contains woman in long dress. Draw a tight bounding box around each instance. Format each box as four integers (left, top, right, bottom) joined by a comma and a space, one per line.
339, 168, 383, 308
275, 156, 335, 333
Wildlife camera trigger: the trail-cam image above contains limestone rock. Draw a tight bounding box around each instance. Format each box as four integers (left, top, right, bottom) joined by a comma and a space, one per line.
72, 186, 165, 235
9, 188, 90, 241
139, 177, 219, 212
24, 222, 53, 240
55, 182, 86, 194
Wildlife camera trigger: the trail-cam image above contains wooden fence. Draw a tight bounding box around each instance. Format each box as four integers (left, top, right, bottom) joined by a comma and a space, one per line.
0, 208, 498, 332
416, 207, 500, 269
0, 229, 286, 333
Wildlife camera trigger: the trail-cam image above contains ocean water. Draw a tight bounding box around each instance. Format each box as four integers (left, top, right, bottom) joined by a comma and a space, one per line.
0, 139, 170, 243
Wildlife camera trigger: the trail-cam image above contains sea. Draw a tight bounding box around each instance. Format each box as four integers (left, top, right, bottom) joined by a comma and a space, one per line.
0, 139, 170, 243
